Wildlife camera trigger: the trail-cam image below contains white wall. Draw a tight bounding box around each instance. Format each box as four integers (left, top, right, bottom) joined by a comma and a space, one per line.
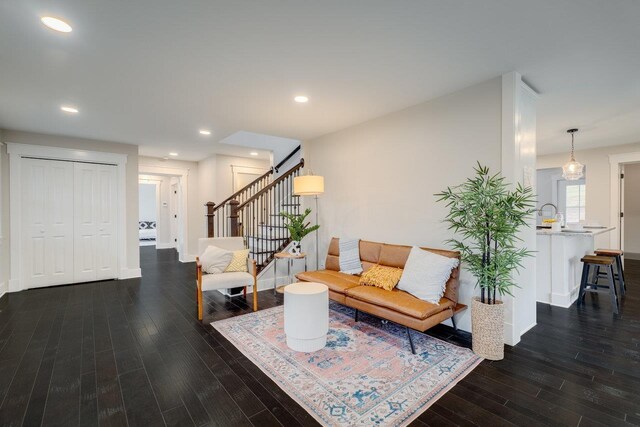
139, 183, 157, 222
624, 163, 640, 259
1, 130, 140, 278
0, 134, 8, 298
538, 141, 640, 248
215, 154, 270, 201
302, 77, 504, 334
197, 155, 218, 237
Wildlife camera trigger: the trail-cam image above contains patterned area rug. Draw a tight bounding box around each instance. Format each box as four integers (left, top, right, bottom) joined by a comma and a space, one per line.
212, 302, 481, 426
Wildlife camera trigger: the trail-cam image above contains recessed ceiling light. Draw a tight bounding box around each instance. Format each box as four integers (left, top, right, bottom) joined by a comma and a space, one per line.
294, 95, 309, 103
60, 106, 78, 113
41, 17, 72, 33
250, 152, 259, 156
199, 129, 211, 135
169, 152, 178, 156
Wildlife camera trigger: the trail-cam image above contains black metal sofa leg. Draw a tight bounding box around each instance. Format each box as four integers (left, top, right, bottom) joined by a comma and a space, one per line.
406, 327, 416, 354
354, 309, 359, 322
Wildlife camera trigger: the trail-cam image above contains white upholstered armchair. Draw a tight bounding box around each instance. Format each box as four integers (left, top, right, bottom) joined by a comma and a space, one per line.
195, 237, 258, 320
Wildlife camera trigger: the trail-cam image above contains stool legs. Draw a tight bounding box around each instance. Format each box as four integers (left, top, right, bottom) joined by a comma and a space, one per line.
606, 265, 619, 314
578, 263, 589, 305
615, 255, 626, 296
579, 259, 620, 314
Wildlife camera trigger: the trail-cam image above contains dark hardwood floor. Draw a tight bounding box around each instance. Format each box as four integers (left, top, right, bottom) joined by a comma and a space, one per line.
0, 247, 638, 426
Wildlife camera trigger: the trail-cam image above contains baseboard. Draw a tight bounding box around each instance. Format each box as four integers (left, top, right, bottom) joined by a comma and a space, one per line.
156, 242, 176, 249
625, 251, 640, 260
180, 254, 197, 263
0, 282, 6, 300
120, 268, 142, 279
8, 278, 20, 293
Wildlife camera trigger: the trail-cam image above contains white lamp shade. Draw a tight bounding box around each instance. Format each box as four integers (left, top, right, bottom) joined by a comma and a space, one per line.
294, 175, 324, 196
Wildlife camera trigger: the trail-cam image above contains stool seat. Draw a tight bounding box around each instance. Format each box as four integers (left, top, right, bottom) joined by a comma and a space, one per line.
581, 255, 615, 265
595, 249, 623, 256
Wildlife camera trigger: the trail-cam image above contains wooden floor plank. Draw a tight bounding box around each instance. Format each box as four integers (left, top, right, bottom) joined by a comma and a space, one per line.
0, 248, 638, 426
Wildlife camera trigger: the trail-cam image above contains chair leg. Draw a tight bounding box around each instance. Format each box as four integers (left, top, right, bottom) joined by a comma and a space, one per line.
406, 327, 416, 354
354, 309, 359, 322
578, 263, 589, 305
451, 312, 458, 331
616, 255, 626, 296
197, 283, 203, 321
607, 265, 619, 315
593, 265, 600, 287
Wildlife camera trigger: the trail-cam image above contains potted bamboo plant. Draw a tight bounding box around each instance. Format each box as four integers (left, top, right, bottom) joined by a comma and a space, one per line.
436, 163, 535, 360
280, 208, 320, 256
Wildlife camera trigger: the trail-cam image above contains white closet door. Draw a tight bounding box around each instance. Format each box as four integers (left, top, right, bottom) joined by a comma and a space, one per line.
74, 163, 98, 282
21, 158, 74, 288
74, 163, 118, 282
95, 165, 118, 280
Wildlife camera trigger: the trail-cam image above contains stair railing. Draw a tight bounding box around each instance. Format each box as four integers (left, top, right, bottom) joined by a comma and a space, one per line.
231, 158, 305, 270
205, 168, 273, 237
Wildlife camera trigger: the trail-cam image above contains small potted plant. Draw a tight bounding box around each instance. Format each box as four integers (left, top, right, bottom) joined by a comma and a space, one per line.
436, 163, 535, 360
280, 208, 320, 256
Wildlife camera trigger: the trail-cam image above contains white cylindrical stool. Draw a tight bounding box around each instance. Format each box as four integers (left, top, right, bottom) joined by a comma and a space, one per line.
284, 282, 329, 352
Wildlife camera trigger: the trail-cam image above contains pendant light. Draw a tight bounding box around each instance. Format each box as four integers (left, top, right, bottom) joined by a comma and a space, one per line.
562, 128, 584, 180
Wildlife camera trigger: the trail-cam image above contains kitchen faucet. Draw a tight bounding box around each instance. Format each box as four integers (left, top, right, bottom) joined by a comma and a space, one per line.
538, 203, 558, 217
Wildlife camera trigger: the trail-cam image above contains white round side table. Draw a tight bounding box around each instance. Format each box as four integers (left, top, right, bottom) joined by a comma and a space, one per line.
284, 282, 329, 352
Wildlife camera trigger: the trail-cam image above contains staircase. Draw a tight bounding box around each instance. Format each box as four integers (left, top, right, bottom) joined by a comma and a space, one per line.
205, 158, 305, 272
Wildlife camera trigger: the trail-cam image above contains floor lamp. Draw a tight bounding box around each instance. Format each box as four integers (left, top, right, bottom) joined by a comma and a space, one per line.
293, 173, 325, 269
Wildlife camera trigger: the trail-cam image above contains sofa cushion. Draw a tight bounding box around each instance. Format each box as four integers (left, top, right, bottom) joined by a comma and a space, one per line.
359, 265, 403, 291
296, 270, 360, 294
345, 286, 454, 319
397, 246, 460, 304
200, 245, 233, 274
225, 249, 250, 272
200, 272, 253, 291
379, 243, 412, 268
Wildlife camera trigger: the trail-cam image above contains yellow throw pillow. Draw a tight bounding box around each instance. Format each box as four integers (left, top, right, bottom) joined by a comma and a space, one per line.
225, 249, 250, 272
359, 265, 403, 291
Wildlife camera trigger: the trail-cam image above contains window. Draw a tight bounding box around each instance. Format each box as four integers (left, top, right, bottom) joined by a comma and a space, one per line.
565, 184, 586, 223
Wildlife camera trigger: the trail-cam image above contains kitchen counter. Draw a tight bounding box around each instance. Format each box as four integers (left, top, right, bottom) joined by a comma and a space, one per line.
536, 226, 615, 237
537, 227, 615, 307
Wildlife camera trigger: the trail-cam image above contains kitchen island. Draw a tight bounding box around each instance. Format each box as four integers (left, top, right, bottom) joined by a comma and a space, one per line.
536, 227, 615, 307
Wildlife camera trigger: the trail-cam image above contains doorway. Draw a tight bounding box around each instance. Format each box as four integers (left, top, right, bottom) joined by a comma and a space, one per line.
138, 181, 159, 247
621, 163, 640, 260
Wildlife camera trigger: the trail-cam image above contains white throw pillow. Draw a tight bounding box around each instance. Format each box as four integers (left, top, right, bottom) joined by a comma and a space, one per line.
397, 246, 459, 304
200, 245, 233, 274
339, 238, 363, 275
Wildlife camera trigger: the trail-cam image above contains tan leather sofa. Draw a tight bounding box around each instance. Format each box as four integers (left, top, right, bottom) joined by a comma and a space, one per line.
296, 238, 466, 353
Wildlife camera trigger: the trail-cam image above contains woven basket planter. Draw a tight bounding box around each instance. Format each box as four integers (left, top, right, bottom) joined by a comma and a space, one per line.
471, 297, 504, 360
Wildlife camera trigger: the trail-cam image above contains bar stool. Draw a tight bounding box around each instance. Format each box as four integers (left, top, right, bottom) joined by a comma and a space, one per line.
579, 255, 619, 314
594, 249, 626, 297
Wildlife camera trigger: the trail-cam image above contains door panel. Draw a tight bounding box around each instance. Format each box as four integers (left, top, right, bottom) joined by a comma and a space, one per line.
95, 165, 118, 279
74, 163, 98, 282
21, 158, 74, 288
74, 163, 118, 282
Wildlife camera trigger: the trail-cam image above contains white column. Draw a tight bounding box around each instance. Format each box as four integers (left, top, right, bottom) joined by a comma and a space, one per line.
501, 72, 538, 346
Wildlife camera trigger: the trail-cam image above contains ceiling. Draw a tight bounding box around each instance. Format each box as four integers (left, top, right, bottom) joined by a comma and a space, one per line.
0, 1, 639, 160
